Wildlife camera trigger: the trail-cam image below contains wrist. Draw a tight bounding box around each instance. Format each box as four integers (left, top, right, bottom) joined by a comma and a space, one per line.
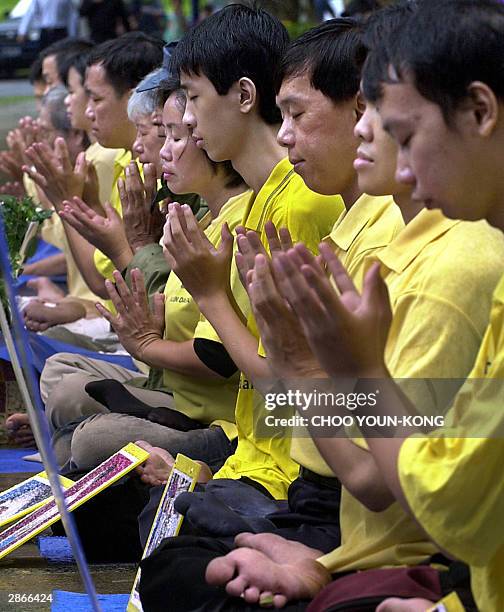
111, 246, 134, 272
136, 336, 164, 365
197, 291, 230, 316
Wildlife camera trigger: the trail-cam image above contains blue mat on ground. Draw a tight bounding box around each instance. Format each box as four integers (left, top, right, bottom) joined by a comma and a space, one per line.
51, 590, 129, 611
0, 332, 137, 373
0, 448, 39, 472
38, 536, 75, 563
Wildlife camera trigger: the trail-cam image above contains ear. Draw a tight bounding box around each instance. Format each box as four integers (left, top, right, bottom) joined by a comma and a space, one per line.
237, 77, 257, 115
354, 91, 366, 123
466, 81, 499, 137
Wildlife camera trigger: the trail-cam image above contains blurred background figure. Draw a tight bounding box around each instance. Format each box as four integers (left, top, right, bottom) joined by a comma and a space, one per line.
312, 0, 336, 22
79, 0, 131, 43
198, 3, 215, 22
130, 0, 166, 39
17, 0, 78, 48
341, 0, 381, 17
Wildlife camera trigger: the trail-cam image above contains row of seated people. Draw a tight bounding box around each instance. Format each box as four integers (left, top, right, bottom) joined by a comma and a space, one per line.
1, 1, 503, 611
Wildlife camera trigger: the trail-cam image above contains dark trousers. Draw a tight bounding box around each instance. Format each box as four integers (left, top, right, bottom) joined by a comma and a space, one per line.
139, 535, 311, 612
138, 475, 341, 611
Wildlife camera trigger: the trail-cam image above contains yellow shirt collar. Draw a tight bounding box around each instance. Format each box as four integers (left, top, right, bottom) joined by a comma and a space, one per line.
377, 208, 460, 273
244, 158, 294, 231
328, 193, 395, 250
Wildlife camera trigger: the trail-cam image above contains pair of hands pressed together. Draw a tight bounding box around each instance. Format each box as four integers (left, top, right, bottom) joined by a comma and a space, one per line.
161, 203, 391, 381
58, 161, 167, 270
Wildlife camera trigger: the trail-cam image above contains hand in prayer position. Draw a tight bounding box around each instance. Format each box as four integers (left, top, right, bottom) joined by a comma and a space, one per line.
162, 202, 234, 303
59, 196, 132, 271
22, 138, 93, 209
118, 162, 168, 252
273, 242, 392, 379
95, 268, 165, 362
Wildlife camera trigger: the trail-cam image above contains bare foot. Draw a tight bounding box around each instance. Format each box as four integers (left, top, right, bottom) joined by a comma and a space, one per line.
26, 277, 65, 302
5, 413, 35, 447
135, 440, 174, 486
376, 598, 436, 612
24, 300, 86, 331
234, 532, 322, 564
134, 440, 213, 485
206, 546, 330, 608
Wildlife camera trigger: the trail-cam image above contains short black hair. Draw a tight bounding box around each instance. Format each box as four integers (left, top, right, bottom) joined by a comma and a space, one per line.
276, 17, 367, 105
361, 1, 418, 104
39, 38, 94, 84
171, 3, 289, 124
159, 76, 244, 189
57, 41, 94, 86
86, 32, 164, 98
29, 56, 43, 84
342, 0, 380, 17
362, 0, 504, 120
65, 47, 94, 84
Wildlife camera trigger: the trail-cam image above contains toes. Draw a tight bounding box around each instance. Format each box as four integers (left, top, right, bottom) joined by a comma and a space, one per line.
242, 585, 260, 604
205, 556, 236, 586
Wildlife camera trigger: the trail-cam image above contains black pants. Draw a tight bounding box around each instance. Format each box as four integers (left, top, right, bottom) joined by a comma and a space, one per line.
138, 475, 341, 611
139, 535, 312, 612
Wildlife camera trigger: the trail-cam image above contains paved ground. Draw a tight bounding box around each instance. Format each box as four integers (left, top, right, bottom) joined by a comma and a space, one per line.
0, 467, 137, 611
0, 79, 36, 147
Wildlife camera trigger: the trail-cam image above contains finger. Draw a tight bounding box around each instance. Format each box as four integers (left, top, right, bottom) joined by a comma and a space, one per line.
362, 262, 392, 322
74, 151, 87, 180
245, 230, 267, 258
104, 279, 129, 317
319, 242, 358, 296
219, 222, 234, 257
112, 270, 136, 311
235, 251, 251, 289
143, 163, 157, 202
94, 302, 114, 323
152, 292, 166, 325
117, 178, 130, 212
273, 252, 326, 320
278, 227, 293, 251
301, 263, 348, 322
264, 221, 282, 253
21, 164, 47, 188
55, 138, 72, 174
131, 268, 148, 306
72, 196, 96, 220
168, 203, 191, 251
182, 204, 208, 249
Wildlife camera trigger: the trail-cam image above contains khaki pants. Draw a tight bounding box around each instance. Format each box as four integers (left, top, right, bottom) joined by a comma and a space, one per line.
41, 353, 234, 472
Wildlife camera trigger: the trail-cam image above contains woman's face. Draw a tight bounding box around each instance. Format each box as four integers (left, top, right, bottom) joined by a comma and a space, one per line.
353, 101, 410, 198
65, 67, 93, 133
132, 110, 165, 174
159, 92, 214, 195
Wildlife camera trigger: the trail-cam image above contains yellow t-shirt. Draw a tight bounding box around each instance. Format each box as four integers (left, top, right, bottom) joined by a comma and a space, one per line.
319, 210, 504, 574
291, 193, 404, 476
399, 273, 504, 612
93, 149, 131, 280
162, 191, 250, 437
207, 158, 344, 499
84, 142, 121, 207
